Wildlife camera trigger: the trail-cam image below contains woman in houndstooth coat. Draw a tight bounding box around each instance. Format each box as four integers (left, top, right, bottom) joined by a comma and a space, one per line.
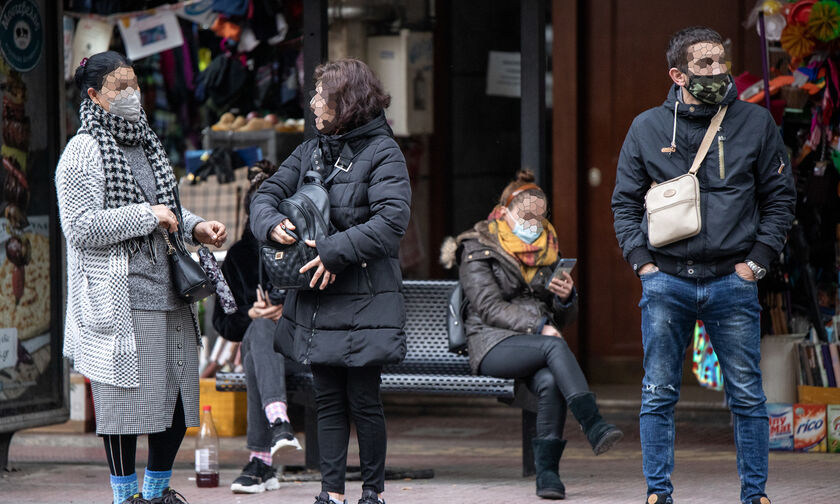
55, 52, 226, 504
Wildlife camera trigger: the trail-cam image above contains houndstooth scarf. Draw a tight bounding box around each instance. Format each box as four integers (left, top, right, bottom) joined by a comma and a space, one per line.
79, 98, 177, 255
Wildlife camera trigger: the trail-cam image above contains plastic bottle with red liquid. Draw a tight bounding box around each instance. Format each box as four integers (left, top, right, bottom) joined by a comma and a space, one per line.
195, 405, 219, 487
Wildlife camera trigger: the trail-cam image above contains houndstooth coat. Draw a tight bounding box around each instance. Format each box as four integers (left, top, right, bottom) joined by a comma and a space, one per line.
56, 133, 203, 388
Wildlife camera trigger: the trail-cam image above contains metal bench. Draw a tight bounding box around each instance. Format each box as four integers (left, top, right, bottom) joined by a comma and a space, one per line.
216, 280, 538, 476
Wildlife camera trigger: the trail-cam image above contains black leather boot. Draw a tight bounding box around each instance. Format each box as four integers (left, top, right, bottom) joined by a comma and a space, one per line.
568, 392, 623, 455
532, 438, 566, 499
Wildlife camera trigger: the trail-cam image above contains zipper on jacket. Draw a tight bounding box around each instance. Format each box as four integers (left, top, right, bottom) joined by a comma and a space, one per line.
306, 293, 320, 365
717, 135, 725, 179
361, 262, 374, 296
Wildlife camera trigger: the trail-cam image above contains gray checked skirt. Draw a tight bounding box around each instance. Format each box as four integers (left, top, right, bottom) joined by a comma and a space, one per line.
91, 306, 201, 435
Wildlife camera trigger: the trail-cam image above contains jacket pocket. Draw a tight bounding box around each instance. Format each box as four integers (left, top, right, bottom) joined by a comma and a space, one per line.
82, 277, 114, 332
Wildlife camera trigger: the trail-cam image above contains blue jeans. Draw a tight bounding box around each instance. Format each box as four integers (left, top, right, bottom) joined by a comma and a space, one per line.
639, 271, 768, 503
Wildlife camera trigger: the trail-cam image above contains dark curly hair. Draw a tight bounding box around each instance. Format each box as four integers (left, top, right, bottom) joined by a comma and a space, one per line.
313, 59, 391, 133
244, 159, 278, 217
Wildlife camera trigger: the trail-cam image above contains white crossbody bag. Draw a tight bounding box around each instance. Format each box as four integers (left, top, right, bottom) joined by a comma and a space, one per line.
645, 105, 727, 248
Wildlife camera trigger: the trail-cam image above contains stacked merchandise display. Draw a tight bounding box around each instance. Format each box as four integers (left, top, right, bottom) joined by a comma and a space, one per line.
742, 2, 840, 343
63, 0, 306, 171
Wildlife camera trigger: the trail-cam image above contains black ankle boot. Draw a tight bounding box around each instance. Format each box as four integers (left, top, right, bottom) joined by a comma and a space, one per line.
568, 392, 623, 455
532, 438, 566, 499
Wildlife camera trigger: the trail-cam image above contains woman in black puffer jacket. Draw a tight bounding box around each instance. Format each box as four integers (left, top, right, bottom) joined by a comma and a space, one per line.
250, 59, 410, 504
441, 171, 621, 500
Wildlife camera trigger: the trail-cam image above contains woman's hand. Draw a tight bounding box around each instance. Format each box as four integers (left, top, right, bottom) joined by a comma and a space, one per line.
270, 219, 297, 244
300, 239, 336, 290
541, 324, 562, 337
193, 221, 227, 247
547, 271, 574, 302
248, 289, 284, 321
151, 204, 178, 233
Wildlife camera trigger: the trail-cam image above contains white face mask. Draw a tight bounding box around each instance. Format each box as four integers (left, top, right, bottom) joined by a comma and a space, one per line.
108, 88, 142, 122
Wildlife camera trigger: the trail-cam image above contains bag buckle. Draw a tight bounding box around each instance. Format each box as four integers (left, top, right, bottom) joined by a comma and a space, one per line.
334, 156, 352, 172
275, 251, 284, 260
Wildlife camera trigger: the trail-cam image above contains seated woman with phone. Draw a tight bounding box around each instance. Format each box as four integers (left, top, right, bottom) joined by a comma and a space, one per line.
213, 160, 304, 495
440, 170, 622, 500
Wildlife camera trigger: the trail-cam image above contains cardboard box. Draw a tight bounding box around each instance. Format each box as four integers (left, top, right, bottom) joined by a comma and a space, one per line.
794, 403, 827, 452
797, 385, 840, 404
760, 334, 804, 403
828, 404, 840, 453
767, 403, 794, 451
185, 377, 247, 437
367, 30, 433, 137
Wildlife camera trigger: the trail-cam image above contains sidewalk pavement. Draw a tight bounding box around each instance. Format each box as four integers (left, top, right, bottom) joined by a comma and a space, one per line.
2, 387, 839, 503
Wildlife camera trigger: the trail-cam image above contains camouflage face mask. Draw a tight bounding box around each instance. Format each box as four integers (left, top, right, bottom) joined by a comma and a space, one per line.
686, 73, 731, 105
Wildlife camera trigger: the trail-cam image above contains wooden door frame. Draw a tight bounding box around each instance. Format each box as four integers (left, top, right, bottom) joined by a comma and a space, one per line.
551, 0, 582, 359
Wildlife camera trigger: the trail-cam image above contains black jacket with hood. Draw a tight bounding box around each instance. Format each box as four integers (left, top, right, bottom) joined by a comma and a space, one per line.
612, 84, 796, 278
249, 115, 411, 367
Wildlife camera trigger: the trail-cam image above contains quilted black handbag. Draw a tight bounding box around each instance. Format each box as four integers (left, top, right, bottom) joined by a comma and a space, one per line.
260, 170, 333, 289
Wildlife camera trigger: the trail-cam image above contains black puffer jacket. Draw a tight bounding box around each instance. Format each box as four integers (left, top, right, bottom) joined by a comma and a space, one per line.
250, 115, 411, 367
612, 84, 796, 278
443, 221, 579, 373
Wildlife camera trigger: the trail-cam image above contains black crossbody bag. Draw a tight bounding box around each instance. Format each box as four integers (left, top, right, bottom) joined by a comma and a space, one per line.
259, 167, 340, 290
136, 180, 214, 302
166, 188, 214, 301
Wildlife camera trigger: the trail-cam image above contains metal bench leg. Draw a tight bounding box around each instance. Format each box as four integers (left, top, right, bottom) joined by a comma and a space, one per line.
521, 409, 536, 477
0, 431, 13, 472
304, 403, 320, 471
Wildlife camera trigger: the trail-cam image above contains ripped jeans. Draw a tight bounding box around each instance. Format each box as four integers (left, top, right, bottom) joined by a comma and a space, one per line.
639, 270, 767, 503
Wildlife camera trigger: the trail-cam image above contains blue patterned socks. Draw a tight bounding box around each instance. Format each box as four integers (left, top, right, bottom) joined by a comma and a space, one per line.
110, 473, 139, 504
142, 468, 172, 500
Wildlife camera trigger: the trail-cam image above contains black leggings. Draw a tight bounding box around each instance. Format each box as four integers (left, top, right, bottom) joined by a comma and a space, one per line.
311, 364, 386, 495
479, 334, 590, 440
103, 395, 187, 476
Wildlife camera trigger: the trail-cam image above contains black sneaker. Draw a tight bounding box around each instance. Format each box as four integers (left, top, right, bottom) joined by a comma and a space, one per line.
270, 419, 302, 454
148, 488, 189, 504
315, 491, 346, 504
358, 489, 385, 504
121, 494, 150, 504
748, 498, 771, 504
646, 494, 673, 504
230, 458, 280, 494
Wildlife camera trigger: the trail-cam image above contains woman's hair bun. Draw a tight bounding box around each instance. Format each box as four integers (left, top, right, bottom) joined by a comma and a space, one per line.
515, 170, 536, 183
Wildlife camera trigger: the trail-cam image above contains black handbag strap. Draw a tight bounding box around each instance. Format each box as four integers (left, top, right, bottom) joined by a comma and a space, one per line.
170, 185, 190, 254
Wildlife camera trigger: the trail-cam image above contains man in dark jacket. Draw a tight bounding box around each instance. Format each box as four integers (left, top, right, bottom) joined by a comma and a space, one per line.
611, 27, 795, 504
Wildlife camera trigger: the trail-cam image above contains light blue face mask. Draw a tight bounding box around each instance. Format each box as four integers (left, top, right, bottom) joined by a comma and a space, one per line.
512, 220, 542, 244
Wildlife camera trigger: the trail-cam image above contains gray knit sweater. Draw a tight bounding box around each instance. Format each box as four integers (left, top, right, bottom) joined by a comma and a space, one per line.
122, 144, 201, 310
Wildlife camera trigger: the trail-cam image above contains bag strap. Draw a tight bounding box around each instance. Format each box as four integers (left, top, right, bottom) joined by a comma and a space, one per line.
688, 105, 728, 176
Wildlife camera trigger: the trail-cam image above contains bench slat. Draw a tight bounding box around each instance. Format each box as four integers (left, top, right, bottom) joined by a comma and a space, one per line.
216, 371, 515, 399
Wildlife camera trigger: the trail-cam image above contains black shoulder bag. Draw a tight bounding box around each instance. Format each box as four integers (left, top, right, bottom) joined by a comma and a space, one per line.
136, 178, 214, 302
259, 168, 337, 289
259, 140, 358, 290
447, 284, 468, 355
166, 187, 215, 301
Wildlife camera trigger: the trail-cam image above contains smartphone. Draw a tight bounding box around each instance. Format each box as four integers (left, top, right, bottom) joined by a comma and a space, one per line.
256, 284, 270, 303
545, 258, 577, 288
